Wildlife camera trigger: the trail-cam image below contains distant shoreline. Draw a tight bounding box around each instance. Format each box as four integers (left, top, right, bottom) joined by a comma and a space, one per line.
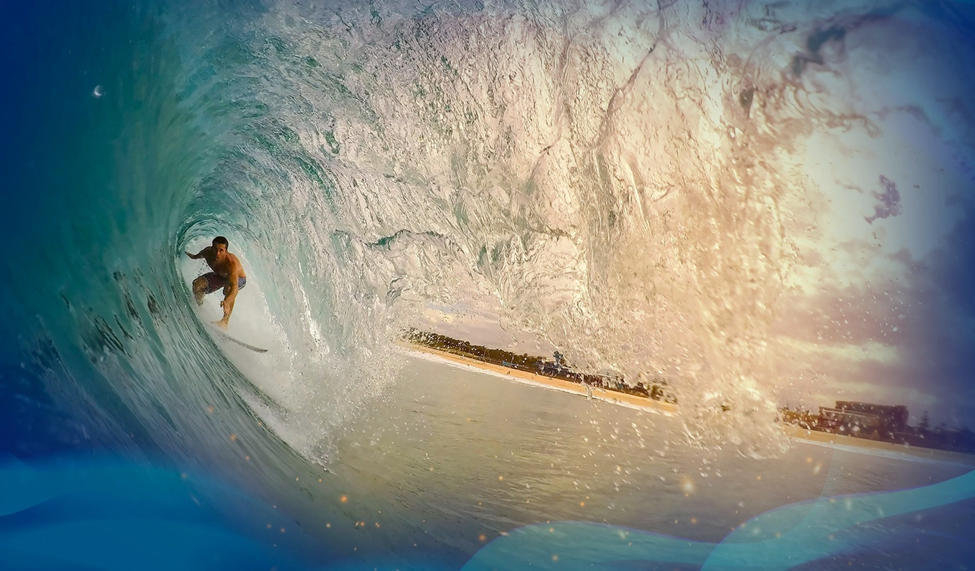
399, 336, 975, 462
397, 340, 679, 416
781, 424, 975, 465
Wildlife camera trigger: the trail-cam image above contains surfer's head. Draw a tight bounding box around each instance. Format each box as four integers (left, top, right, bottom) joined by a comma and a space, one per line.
212, 236, 229, 260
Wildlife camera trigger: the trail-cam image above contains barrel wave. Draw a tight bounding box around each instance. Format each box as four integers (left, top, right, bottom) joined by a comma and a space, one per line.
2, 0, 975, 569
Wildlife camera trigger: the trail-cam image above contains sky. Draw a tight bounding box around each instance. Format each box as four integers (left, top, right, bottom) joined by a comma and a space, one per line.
764, 7, 975, 426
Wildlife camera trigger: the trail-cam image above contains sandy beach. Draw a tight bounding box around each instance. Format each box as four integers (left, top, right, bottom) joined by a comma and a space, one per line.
399, 340, 975, 464
781, 423, 975, 465
397, 340, 679, 416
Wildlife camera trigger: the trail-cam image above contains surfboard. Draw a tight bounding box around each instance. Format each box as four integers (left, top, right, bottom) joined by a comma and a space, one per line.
207, 323, 269, 353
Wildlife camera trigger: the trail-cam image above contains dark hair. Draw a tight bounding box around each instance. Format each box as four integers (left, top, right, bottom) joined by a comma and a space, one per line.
212, 236, 229, 248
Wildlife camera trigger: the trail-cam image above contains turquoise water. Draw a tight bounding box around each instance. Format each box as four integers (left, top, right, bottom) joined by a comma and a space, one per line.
2, 0, 974, 568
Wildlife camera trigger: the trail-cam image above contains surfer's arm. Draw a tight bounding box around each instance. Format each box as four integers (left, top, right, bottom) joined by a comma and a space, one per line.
185, 247, 209, 260
220, 268, 241, 320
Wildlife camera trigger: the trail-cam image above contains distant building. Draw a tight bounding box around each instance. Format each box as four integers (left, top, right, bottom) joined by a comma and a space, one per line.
836, 401, 909, 437
818, 407, 881, 437
817, 401, 909, 440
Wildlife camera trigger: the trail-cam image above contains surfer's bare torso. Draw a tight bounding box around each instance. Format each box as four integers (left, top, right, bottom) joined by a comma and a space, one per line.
196, 246, 247, 280
186, 238, 247, 328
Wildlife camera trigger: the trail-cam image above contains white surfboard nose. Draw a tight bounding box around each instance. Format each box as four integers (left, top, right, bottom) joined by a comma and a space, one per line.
207, 323, 268, 353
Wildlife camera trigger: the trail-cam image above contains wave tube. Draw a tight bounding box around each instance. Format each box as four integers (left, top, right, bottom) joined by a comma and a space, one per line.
2, 0, 974, 479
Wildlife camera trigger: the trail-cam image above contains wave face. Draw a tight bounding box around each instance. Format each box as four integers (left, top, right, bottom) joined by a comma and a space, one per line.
3, 0, 974, 469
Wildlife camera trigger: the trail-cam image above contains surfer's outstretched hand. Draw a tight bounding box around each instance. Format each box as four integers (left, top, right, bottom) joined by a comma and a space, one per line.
216, 300, 230, 329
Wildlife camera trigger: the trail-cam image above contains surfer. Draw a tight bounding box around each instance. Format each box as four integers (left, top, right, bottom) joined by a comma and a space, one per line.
185, 236, 247, 329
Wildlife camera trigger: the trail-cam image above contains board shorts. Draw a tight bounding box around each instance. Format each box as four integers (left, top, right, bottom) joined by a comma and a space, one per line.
201, 272, 246, 294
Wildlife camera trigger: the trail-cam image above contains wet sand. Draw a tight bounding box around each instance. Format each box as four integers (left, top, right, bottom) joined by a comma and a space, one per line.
781, 424, 975, 466
397, 340, 679, 416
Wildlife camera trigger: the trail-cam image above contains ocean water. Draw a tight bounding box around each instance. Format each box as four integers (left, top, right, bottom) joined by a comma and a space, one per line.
1, 0, 974, 569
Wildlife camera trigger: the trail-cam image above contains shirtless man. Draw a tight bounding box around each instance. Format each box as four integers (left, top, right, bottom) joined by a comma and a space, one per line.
185, 236, 247, 329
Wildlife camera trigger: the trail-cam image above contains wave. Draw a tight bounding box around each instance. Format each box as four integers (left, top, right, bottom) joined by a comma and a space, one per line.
3, 0, 973, 476
160, 0, 806, 459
